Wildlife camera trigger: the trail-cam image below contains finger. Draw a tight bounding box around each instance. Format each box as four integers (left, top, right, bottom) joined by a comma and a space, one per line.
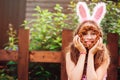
99, 37, 103, 44
97, 39, 104, 50
75, 35, 80, 43
77, 36, 83, 46
75, 35, 79, 44
73, 37, 76, 45
73, 36, 76, 45
94, 39, 100, 47
98, 38, 103, 47
76, 35, 83, 46
99, 43, 104, 50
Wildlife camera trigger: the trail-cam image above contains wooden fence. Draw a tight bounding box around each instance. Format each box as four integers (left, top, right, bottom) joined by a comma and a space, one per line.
0, 28, 120, 80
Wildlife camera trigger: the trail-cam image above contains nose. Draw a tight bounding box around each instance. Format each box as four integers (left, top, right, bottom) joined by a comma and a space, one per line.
86, 34, 92, 39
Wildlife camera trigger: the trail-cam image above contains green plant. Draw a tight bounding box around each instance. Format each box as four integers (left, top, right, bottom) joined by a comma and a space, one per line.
0, 72, 14, 80
4, 24, 18, 50
23, 4, 70, 51
101, 1, 120, 34
29, 63, 60, 80
0, 61, 17, 80
2, 24, 18, 79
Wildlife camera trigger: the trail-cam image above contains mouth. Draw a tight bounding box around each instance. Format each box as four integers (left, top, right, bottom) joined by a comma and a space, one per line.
81, 40, 95, 49
85, 41, 93, 45
84, 41, 95, 48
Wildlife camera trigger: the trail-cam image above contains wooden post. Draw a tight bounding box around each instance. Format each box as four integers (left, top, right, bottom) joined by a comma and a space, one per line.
18, 28, 29, 80
107, 33, 119, 80
118, 54, 120, 67
61, 29, 73, 80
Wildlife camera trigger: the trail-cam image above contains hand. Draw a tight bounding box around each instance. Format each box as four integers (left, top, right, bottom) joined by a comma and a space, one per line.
73, 35, 86, 53
89, 37, 103, 55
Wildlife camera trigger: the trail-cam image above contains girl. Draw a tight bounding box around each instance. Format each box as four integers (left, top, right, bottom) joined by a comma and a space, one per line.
65, 2, 110, 80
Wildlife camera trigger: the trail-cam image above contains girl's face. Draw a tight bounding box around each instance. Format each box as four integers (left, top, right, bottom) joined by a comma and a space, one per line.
82, 30, 97, 47
78, 22, 101, 49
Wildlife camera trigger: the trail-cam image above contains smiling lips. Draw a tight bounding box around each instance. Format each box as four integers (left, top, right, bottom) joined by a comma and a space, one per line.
85, 41, 94, 45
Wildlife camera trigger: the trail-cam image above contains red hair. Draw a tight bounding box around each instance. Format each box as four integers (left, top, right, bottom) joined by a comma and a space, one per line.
78, 21, 102, 49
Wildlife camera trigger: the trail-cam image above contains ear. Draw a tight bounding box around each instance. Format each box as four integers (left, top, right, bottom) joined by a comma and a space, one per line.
76, 2, 90, 23
91, 2, 106, 24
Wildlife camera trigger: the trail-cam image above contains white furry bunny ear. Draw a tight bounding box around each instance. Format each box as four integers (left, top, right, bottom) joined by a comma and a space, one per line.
76, 2, 90, 23
91, 2, 106, 25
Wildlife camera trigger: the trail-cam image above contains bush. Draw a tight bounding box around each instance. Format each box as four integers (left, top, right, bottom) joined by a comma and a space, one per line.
23, 4, 71, 51
0, 61, 17, 80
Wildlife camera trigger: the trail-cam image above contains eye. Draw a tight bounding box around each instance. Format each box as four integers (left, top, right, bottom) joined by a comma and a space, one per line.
82, 32, 87, 35
91, 32, 96, 35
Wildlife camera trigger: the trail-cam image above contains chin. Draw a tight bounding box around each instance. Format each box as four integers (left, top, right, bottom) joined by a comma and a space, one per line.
84, 43, 95, 49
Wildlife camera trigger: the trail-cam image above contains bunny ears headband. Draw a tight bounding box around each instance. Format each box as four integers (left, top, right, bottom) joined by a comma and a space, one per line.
76, 2, 106, 25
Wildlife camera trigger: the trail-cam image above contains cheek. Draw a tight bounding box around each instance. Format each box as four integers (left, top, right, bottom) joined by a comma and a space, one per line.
93, 35, 97, 40
82, 36, 86, 40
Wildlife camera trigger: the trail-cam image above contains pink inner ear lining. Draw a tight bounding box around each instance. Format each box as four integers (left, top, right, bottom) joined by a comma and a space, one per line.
79, 5, 87, 19
76, 2, 90, 23
95, 6, 104, 20
76, 2, 106, 25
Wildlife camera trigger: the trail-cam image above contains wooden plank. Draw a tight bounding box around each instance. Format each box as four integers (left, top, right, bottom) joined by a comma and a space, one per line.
30, 51, 62, 63
18, 28, 29, 80
0, 50, 62, 63
61, 29, 73, 80
25, 0, 70, 21
18, 0, 26, 26
0, 50, 18, 61
118, 55, 120, 67
107, 33, 119, 80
